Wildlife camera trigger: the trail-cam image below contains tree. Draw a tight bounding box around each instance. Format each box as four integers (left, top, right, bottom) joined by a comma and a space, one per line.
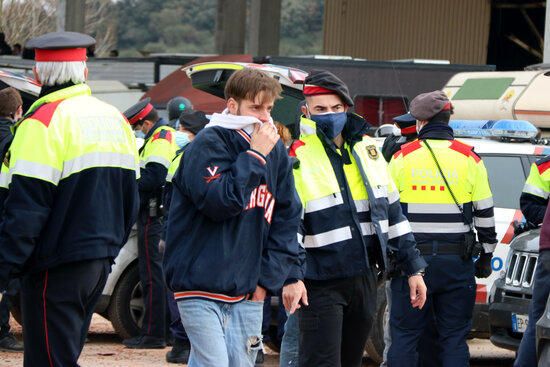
0, 0, 117, 56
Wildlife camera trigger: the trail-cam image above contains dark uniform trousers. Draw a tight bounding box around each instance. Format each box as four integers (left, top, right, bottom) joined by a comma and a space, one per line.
136, 209, 165, 338
21, 258, 111, 367
388, 254, 476, 367
299, 269, 377, 367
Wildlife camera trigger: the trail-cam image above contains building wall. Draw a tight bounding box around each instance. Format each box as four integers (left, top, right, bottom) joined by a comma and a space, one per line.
323, 0, 491, 64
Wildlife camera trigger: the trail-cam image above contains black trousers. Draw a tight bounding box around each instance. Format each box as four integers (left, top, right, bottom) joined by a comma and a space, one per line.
137, 210, 165, 338
21, 258, 111, 367
299, 270, 377, 367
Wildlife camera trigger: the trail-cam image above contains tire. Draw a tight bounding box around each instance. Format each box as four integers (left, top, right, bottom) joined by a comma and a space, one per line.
107, 263, 144, 340
539, 342, 550, 367
365, 283, 388, 364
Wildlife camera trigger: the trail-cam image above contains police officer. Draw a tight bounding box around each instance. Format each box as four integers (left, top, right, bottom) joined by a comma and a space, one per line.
387, 91, 497, 367
381, 113, 417, 162
380, 112, 441, 367
123, 98, 177, 349
167, 96, 193, 128
520, 156, 550, 225
0, 31, 139, 366
163, 110, 208, 364
286, 70, 427, 367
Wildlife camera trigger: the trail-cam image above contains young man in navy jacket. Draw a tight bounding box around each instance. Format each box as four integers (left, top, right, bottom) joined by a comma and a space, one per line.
164, 68, 305, 367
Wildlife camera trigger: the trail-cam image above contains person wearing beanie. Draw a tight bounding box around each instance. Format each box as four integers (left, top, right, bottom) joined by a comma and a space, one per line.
162, 110, 209, 364
387, 91, 497, 366
284, 69, 427, 366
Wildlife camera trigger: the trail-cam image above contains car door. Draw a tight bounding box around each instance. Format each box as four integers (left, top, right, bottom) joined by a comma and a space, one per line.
477, 153, 531, 302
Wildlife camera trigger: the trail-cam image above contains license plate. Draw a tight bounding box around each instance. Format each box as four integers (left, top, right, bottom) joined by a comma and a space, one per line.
512, 313, 529, 333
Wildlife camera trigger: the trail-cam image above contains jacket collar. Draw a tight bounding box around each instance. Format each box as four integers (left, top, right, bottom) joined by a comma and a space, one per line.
144, 118, 168, 141
25, 83, 92, 118
418, 121, 454, 141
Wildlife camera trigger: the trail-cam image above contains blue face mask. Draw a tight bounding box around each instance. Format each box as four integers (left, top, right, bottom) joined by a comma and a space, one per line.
134, 130, 145, 139
175, 131, 191, 149
310, 112, 347, 140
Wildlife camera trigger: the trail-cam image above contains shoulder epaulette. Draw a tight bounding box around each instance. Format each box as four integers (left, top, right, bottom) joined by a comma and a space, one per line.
449, 140, 481, 163
400, 140, 422, 158
153, 129, 173, 142
289, 139, 305, 157
25, 99, 65, 128
536, 155, 550, 174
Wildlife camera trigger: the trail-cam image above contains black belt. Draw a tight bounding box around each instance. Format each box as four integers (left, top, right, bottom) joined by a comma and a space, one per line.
416, 242, 462, 256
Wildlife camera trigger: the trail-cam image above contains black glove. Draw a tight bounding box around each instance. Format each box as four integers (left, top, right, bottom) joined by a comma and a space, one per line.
475, 252, 493, 278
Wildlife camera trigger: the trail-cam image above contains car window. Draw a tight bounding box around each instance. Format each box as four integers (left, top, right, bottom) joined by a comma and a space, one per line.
480, 155, 526, 209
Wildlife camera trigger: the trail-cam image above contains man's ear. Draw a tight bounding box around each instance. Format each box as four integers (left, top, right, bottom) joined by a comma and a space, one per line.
32, 66, 41, 84
300, 104, 308, 116
15, 105, 23, 120
227, 98, 238, 115
84, 67, 89, 81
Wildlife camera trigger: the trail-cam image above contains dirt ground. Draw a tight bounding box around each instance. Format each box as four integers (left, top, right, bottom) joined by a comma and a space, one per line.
0, 315, 516, 366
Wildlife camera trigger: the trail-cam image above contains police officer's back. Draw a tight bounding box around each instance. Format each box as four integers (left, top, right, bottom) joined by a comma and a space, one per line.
0, 32, 139, 366
387, 91, 497, 367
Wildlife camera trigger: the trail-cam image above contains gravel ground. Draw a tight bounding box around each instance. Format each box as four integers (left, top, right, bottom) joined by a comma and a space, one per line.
0, 315, 516, 366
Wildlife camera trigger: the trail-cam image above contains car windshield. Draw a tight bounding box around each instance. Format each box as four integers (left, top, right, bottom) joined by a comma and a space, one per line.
481, 155, 525, 209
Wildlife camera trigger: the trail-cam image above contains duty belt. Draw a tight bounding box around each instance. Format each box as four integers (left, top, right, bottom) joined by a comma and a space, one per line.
416, 241, 462, 256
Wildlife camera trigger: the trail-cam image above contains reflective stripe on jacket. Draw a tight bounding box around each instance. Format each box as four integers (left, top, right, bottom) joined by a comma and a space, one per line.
292, 115, 426, 280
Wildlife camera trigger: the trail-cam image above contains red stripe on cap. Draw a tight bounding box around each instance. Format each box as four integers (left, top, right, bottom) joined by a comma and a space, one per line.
303, 85, 334, 96
442, 102, 452, 111
129, 103, 153, 125
400, 125, 417, 135
35, 48, 87, 62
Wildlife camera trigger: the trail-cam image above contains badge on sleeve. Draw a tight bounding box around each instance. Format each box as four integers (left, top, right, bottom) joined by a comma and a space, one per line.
366, 145, 379, 160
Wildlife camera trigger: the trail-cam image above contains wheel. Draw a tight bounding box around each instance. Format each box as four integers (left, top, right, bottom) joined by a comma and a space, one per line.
539, 342, 550, 367
107, 263, 144, 339
365, 283, 388, 364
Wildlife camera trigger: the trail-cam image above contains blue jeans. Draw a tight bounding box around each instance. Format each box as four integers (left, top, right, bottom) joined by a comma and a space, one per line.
279, 311, 299, 366
178, 298, 264, 367
515, 250, 550, 367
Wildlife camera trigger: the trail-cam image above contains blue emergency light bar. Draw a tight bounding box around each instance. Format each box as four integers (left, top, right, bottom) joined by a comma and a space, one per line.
449, 120, 539, 140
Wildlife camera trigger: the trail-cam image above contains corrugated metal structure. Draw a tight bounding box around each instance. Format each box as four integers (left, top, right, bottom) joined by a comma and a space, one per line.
324, 0, 492, 64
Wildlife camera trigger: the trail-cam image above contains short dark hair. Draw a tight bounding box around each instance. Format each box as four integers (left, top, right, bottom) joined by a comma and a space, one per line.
142, 108, 159, 124
224, 68, 282, 104
0, 87, 22, 118
428, 110, 451, 124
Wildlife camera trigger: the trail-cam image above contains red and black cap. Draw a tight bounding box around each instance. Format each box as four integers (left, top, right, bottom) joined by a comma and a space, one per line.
303, 70, 354, 107
409, 90, 452, 121
393, 113, 417, 136
123, 98, 154, 125
26, 31, 95, 62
